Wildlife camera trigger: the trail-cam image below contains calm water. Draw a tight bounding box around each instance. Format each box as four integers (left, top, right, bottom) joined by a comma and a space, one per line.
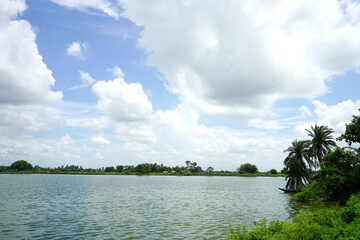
0, 174, 308, 239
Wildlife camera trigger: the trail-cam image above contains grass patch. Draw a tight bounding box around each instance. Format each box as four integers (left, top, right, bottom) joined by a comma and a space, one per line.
229, 192, 360, 240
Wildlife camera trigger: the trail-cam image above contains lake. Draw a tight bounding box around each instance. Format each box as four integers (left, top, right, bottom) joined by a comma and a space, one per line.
0, 174, 310, 239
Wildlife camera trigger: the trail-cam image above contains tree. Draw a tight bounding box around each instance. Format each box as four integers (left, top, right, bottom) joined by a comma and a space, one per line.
237, 163, 258, 174
306, 124, 337, 165
283, 140, 312, 191
269, 169, 278, 174
10, 160, 33, 171
338, 109, 360, 153
105, 166, 115, 172
116, 165, 124, 172
319, 147, 360, 204
206, 166, 214, 173
185, 160, 191, 169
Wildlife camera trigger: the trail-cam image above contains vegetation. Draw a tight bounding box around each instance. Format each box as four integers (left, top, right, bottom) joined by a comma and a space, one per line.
282, 123, 338, 191
283, 140, 312, 191
10, 160, 33, 171
229, 110, 360, 239
295, 109, 360, 203
229, 192, 360, 240
306, 124, 337, 165
237, 163, 258, 174
1, 161, 282, 177
269, 169, 277, 175
338, 110, 360, 151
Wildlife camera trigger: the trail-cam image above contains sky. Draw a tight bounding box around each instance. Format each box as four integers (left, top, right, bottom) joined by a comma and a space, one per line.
1, 0, 360, 171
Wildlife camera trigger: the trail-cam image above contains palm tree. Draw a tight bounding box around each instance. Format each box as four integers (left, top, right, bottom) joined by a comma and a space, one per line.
306, 124, 337, 165
283, 140, 313, 191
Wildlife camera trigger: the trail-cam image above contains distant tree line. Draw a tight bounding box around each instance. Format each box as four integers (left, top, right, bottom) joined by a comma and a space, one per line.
2, 159, 281, 176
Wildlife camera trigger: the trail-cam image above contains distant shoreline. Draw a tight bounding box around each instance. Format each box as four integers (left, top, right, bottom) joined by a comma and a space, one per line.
0, 171, 286, 177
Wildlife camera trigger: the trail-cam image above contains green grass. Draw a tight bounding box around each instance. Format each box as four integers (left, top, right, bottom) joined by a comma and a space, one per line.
228, 192, 360, 240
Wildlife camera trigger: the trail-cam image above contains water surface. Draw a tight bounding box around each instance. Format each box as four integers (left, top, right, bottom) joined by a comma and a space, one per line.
0, 174, 306, 239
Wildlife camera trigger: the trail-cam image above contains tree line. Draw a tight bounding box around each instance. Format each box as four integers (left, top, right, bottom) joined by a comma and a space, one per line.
1, 159, 281, 176
283, 109, 360, 204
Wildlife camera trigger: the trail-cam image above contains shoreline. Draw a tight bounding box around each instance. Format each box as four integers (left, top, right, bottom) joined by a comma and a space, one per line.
0, 171, 287, 177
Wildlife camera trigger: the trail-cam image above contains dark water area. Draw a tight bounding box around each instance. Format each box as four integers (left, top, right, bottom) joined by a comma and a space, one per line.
0, 174, 321, 239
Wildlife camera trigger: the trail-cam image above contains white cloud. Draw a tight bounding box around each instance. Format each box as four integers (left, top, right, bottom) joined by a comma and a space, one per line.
300, 105, 313, 118
96, 152, 104, 159
92, 69, 153, 122
293, 99, 360, 138
109, 66, 125, 78
313, 99, 360, 134
66, 41, 88, 60
49, 0, 120, 19
115, 122, 155, 144
0, 104, 65, 137
68, 71, 95, 90
78, 117, 109, 131
0, 1, 62, 105
118, 0, 360, 119
0, 0, 26, 24
91, 136, 111, 145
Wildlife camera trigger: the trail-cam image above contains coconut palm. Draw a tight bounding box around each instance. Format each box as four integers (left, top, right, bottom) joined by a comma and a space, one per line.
306, 124, 337, 165
283, 139, 313, 191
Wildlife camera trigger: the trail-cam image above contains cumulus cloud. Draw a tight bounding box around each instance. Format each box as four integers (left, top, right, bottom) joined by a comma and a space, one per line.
293, 99, 360, 138
78, 117, 109, 131
49, 0, 121, 19
0, 0, 26, 24
92, 67, 153, 122
68, 71, 95, 90
0, 104, 65, 137
0, 0, 62, 105
118, 0, 360, 119
66, 41, 88, 60
91, 136, 111, 145
313, 99, 360, 133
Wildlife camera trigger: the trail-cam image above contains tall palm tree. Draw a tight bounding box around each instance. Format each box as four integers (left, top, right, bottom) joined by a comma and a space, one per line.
306, 124, 337, 165
283, 140, 313, 191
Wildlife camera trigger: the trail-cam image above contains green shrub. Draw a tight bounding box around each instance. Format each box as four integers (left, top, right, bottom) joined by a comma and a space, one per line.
295, 181, 326, 202
10, 160, 33, 171
269, 169, 277, 175
229, 193, 360, 240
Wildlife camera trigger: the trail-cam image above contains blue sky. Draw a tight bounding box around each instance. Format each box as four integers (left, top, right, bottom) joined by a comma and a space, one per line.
1, 0, 360, 171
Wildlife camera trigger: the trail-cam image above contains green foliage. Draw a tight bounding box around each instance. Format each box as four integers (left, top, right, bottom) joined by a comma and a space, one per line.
135, 163, 151, 174
294, 181, 326, 202
338, 109, 360, 151
116, 165, 124, 172
229, 219, 285, 240
283, 140, 312, 191
10, 160, 33, 171
269, 169, 277, 175
229, 193, 360, 240
237, 163, 258, 174
206, 166, 214, 173
306, 124, 337, 164
105, 166, 115, 172
319, 147, 360, 204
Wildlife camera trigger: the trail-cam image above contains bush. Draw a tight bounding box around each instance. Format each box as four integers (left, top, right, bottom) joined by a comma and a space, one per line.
237, 163, 258, 174
319, 148, 360, 204
10, 160, 33, 171
295, 180, 326, 202
229, 193, 360, 240
269, 169, 277, 175
105, 166, 115, 172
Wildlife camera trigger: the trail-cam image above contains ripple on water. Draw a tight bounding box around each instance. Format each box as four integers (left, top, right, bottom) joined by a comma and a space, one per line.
0, 175, 314, 239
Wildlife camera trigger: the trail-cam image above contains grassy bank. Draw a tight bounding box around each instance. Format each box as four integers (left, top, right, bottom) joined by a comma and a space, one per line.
0, 170, 286, 177
229, 192, 360, 240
